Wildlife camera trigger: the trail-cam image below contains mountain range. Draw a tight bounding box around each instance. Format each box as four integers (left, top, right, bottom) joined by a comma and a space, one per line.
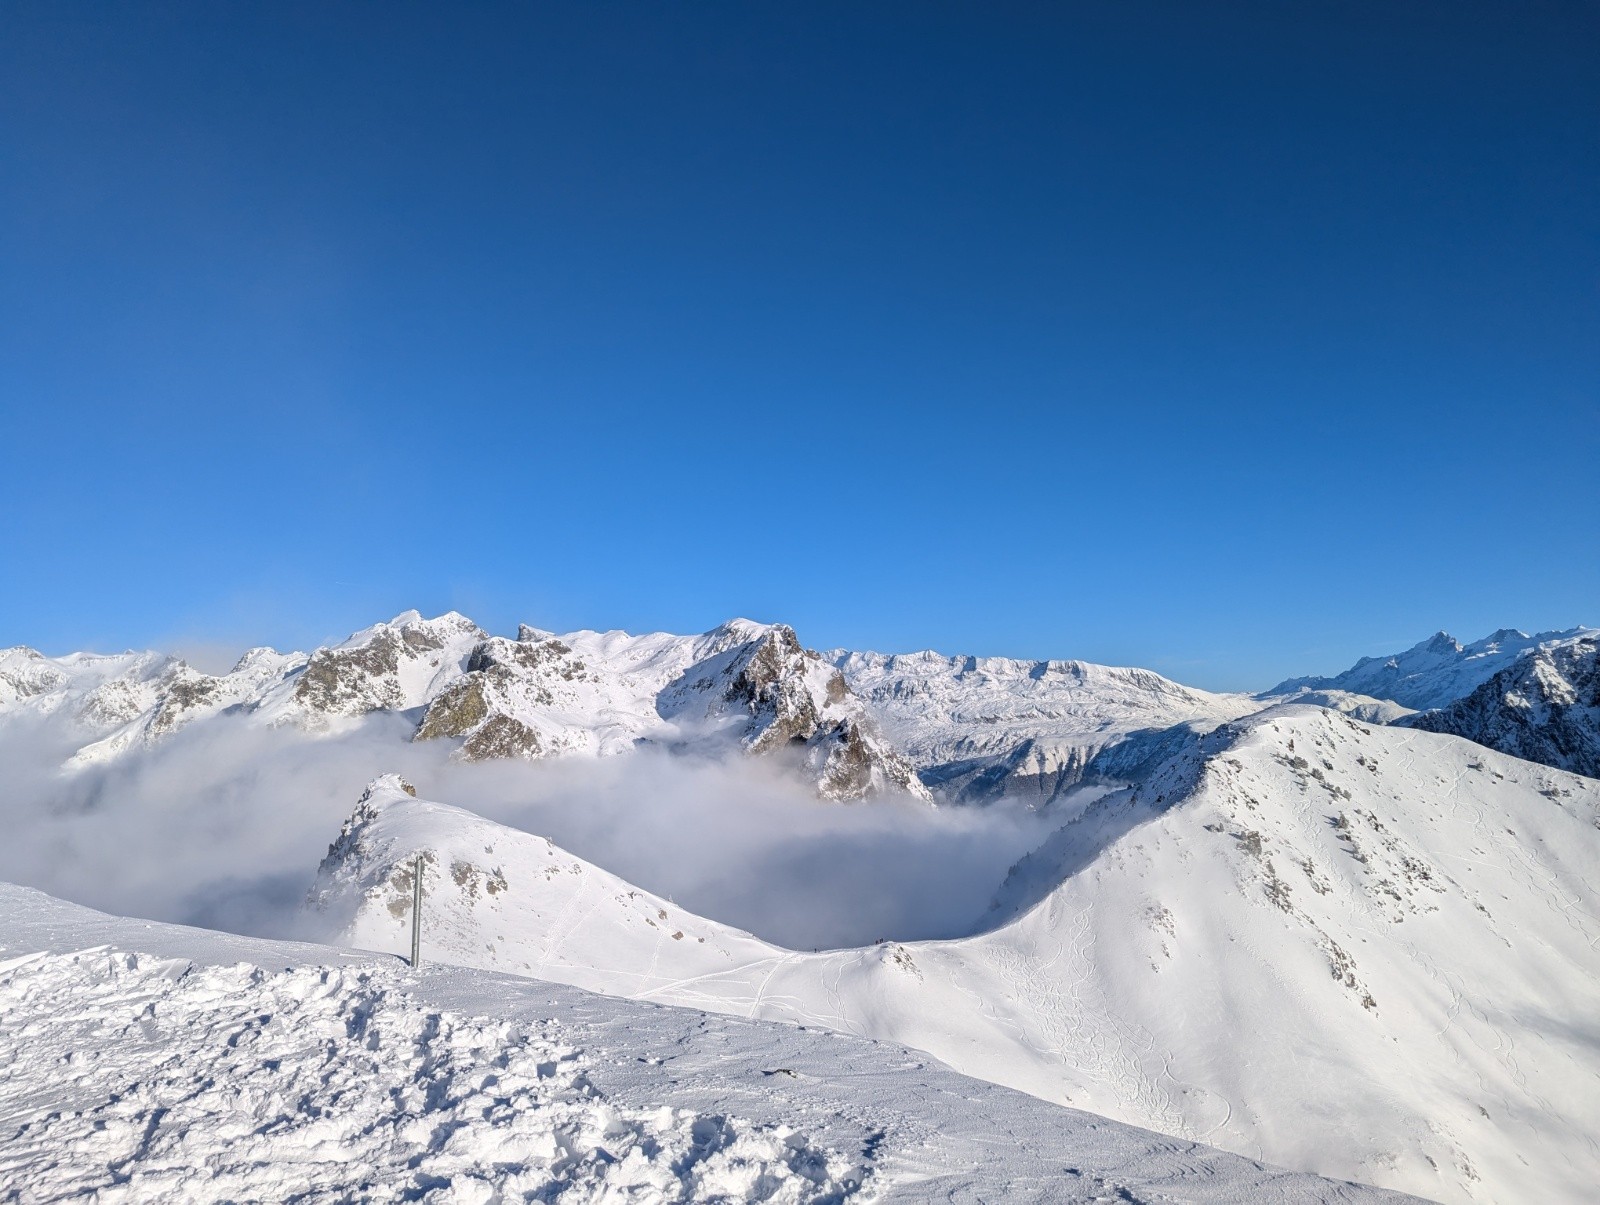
3, 613, 1594, 797
3, 612, 1598, 1203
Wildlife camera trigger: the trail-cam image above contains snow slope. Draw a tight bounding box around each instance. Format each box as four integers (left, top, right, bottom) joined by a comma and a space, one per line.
832, 649, 1260, 804
1268, 627, 1599, 712
1403, 635, 1600, 779
311, 718, 1600, 1204
0, 884, 1409, 1204
305, 775, 784, 995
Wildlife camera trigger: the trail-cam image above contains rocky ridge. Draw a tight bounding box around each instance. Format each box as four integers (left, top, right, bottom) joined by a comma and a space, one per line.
1, 613, 927, 802
1403, 635, 1600, 778
1268, 626, 1597, 711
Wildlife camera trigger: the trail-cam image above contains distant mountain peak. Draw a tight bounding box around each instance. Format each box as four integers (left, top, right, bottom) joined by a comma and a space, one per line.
1268, 625, 1595, 711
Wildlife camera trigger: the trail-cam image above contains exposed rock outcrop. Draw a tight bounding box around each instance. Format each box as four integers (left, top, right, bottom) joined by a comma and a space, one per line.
1403, 637, 1600, 779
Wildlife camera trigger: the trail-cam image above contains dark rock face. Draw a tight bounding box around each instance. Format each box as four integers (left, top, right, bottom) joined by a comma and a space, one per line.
460, 713, 544, 761
725, 629, 928, 801
414, 636, 591, 762
289, 614, 486, 724
1404, 638, 1600, 779
725, 626, 836, 753
294, 631, 407, 716
659, 625, 930, 801
415, 676, 490, 741
147, 669, 223, 736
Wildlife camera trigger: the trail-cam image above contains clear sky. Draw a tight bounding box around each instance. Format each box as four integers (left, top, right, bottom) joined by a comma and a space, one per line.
2, 2, 1595, 690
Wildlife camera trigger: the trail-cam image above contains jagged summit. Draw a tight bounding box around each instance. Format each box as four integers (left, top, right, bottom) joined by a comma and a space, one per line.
1267, 625, 1597, 711
1404, 635, 1600, 777
4, 611, 927, 801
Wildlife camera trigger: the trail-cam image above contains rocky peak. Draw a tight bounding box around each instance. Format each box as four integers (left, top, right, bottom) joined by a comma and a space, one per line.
414, 635, 601, 762
1422, 632, 1462, 655
0, 647, 68, 706
660, 624, 930, 801
289, 613, 485, 720
305, 775, 423, 920
1404, 637, 1600, 778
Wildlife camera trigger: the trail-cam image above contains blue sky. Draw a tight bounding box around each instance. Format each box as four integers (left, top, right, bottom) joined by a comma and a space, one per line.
2, 2, 1595, 690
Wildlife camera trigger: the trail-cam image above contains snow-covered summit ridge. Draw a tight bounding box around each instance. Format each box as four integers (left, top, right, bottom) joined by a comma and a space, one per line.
831, 646, 1260, 803
306, 775, 785, 996
1268, 625, 1598, 711
1403, 634, 1600, 778
10, 612, 1597, 794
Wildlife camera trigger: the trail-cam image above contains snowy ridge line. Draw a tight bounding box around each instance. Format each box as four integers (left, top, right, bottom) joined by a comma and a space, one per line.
1400, 634, 1600, 779
1267, 626, 1598, 712
5, 614, 1596, 797
0, 883, 1414, 1204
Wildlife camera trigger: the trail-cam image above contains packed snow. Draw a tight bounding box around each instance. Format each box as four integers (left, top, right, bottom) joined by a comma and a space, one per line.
0, 885, 1410, 1203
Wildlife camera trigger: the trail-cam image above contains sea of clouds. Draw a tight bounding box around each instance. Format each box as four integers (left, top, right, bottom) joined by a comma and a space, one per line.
0, 707, 1057, 950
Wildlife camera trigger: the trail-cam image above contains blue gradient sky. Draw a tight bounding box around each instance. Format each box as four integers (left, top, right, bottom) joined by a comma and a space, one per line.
2, 2, 1596, 689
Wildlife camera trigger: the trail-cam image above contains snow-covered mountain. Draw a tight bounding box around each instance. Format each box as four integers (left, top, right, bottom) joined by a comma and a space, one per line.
0, 612, 926, 801
10, 611, 1598, 804
4, 885, 1411, 1204
1269, 626, 1598, 712
0, 609, 1303, 805
9, 610, 1600, 1201
308, 713, 1600, 1205
1403, 634, 1600, 778
832, 649, 1260, 804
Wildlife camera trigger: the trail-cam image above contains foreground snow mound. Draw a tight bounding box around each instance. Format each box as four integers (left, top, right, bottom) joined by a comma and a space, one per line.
1268, 626, 1597, 711
1403, 635, 1600, 778
0, 947, 862, 1204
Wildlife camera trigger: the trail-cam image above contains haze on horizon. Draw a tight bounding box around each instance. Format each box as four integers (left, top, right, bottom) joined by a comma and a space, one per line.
2, 2, 1595, 691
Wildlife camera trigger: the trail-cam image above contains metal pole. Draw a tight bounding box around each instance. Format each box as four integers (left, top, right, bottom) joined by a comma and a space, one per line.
410, 852, 423, 969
